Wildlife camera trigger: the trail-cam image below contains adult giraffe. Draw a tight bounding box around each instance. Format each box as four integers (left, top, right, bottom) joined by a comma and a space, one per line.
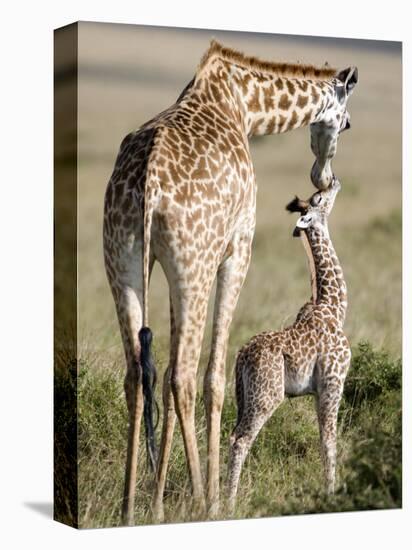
103, 40, 358, 525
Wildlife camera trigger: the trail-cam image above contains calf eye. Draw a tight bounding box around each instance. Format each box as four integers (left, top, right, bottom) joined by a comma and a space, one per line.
311, 194, 322, 206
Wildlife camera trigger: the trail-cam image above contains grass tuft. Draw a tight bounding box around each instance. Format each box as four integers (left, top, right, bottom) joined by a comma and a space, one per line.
73, 340, 401, 528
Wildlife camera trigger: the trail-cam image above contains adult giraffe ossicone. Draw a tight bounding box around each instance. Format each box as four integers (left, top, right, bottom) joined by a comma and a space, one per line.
103, 40, 358, 525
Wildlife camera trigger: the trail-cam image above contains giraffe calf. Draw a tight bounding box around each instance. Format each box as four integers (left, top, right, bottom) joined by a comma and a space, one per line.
227, 177, 351, 510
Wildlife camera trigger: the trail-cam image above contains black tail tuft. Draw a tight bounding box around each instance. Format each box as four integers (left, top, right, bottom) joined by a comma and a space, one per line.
139, 326, 158, 472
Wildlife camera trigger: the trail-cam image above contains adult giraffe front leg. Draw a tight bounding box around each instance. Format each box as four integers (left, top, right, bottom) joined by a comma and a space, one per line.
203, 229, 253, 517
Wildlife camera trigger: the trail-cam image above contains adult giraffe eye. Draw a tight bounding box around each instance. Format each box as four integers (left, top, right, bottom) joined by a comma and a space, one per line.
311, 194, 322, 206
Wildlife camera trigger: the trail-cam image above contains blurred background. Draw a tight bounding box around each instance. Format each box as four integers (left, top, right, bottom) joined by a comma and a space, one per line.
76, 22, 401, 359
58, 22, 401, 526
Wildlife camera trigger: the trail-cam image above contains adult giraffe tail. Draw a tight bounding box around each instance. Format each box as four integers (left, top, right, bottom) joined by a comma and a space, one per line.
121, 130, 161, 526
139, 167, 159, 473
139, 326, 158, 472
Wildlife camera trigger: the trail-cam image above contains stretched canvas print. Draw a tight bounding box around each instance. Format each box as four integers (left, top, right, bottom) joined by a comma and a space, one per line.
54, 21, 402, 529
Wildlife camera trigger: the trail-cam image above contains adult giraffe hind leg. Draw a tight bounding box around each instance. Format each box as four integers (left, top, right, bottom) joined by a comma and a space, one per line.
166, 274, 216, 519
203, 230, 253, 518
112, 285, 144, 527
104, 223, 155, 525
152, 296, 178, 523
122, 356, 144, 526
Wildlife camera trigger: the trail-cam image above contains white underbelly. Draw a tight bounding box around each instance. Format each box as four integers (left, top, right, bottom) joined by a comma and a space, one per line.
284, 372, 316, 397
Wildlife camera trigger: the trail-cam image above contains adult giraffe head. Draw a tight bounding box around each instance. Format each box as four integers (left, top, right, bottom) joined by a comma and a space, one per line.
310, 67, 358, 189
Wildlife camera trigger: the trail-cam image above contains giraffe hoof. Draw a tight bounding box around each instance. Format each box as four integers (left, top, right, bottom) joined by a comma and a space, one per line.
190, 496, 206, 520
121, 512, 134, 527
207, 500, 220, 519
151, 501, 165, 524
226, 499, 236, 517
152, 510, 165, 524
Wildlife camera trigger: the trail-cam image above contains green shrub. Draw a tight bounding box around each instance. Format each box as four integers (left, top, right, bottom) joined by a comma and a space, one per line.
343, 401, 402, 509
343, 341, 401, 409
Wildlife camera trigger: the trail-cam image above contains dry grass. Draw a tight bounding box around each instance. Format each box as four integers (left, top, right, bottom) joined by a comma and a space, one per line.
56, 23, 402, 528
75, 342, 401, 527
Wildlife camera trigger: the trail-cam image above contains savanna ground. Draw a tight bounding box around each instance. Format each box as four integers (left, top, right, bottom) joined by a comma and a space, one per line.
55, 23, 402, 528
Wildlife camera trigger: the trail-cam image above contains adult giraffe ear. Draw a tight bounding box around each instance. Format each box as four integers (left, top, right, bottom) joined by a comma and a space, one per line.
336, 66, 358, 98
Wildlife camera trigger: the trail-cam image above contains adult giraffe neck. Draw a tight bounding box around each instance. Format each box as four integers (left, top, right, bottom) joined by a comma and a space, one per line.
231, 65, 335, 137
194, 53, 337, 138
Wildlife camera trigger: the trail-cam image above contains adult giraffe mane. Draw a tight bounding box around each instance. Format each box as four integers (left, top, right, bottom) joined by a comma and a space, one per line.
197, 39, 337, 80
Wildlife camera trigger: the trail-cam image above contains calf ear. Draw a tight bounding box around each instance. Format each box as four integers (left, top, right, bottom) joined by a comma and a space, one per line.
293, 214, 313, 237
286, 196, 309, 213
296, 215, 313, 229
336, 66, 358, 96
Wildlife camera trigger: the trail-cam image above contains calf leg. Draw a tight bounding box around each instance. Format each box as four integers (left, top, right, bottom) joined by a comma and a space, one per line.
227, 351, 284, 512
316, 366, 348, 494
